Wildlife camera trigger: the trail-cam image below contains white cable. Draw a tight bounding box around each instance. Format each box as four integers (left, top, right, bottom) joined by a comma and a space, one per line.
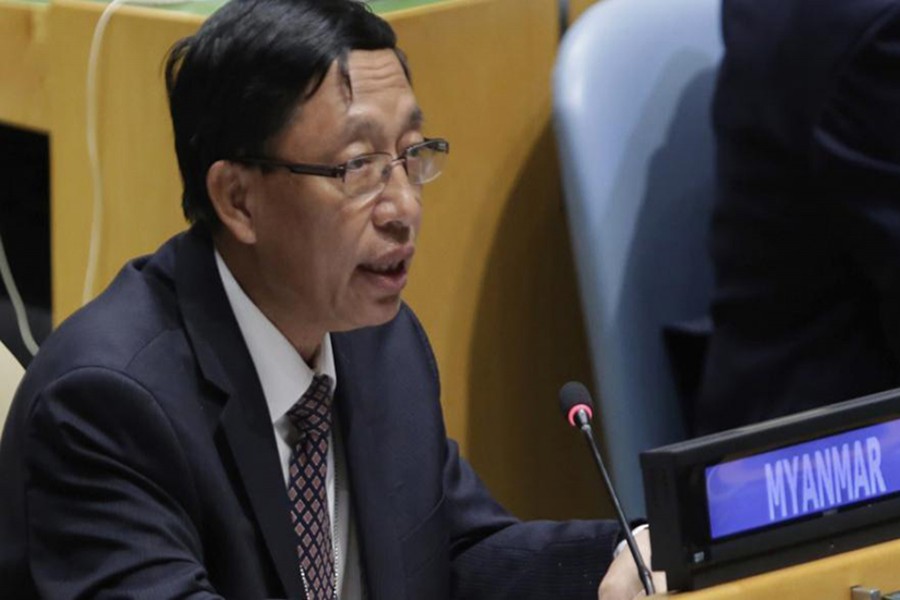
83, 0, 203, 305
0, 230, 39, 356
83, 0, 124, 306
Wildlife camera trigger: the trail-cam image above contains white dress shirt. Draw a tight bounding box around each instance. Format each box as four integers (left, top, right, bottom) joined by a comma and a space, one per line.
216, 251, 363, 598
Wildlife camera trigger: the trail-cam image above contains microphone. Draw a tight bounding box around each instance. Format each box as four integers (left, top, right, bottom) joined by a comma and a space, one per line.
558, 381, 655, 596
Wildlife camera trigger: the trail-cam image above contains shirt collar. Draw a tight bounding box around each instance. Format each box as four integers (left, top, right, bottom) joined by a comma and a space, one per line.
214, 250, 337, 425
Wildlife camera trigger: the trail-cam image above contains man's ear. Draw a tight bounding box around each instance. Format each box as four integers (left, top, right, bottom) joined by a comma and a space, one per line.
207, 160, 257, 244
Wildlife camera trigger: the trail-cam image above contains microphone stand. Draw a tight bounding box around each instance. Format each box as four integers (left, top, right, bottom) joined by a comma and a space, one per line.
577, 415, 655, 596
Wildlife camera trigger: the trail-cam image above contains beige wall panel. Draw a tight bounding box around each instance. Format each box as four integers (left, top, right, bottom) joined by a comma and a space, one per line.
0, 1, 49, 131
48, 0, 199, 321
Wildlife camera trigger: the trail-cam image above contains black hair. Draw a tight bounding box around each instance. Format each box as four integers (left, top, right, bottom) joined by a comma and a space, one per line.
165, 0, 409, 231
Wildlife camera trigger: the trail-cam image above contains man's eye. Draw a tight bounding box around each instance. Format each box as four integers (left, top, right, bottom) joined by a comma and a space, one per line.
345, 156, 377, 171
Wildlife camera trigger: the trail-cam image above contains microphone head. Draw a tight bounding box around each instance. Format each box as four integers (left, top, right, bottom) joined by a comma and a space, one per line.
558, 381, 594, 427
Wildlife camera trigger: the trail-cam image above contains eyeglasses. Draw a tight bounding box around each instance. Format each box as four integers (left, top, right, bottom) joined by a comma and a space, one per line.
233, 137, 450, 201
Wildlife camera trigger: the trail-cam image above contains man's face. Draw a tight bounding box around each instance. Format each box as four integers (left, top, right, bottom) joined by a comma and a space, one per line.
244, 49, 423, 338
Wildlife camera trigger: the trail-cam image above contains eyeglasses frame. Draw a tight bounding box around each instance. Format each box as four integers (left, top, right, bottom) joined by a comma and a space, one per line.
231, 137, 450, 186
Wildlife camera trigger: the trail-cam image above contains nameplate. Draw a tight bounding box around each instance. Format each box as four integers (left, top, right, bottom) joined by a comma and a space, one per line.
642, 388, 900, 590
706, 418, 900, 539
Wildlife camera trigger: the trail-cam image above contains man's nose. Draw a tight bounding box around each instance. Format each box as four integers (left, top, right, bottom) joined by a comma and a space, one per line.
373, 163, 421, 239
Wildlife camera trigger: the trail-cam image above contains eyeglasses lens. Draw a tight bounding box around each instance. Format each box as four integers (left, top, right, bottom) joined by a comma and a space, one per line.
343, 141, 448, 199
407, 146, 447, 185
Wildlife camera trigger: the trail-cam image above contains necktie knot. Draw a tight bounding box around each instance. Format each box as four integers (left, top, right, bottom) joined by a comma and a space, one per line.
287, 374, 333, 436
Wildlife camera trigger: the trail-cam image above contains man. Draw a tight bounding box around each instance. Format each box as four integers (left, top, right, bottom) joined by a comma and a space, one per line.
698, 0, 900, 434
0, 0, 655, 597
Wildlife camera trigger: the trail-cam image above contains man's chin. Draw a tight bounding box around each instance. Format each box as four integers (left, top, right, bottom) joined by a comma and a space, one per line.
336, 297, 403, 332
369, 295, 404, 325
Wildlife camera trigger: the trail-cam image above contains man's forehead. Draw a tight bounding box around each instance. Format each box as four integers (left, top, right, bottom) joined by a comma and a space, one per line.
278, 49, 421, 154
343, 49, 411, 96
331, 50, 422, 137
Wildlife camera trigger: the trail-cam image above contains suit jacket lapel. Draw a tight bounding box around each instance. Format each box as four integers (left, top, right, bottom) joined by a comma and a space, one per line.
174, 229, 306, 600
332, 336, 406, 600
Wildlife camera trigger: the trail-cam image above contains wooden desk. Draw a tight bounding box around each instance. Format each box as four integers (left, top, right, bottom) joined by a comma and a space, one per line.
665, 536, 900, 599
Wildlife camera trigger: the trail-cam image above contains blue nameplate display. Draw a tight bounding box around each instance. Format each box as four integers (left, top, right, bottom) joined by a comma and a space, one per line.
641, 388, 900, 591
706, 418, 900, 539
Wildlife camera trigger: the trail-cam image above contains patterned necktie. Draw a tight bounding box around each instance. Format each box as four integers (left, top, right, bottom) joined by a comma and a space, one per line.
286, 373, 335, 600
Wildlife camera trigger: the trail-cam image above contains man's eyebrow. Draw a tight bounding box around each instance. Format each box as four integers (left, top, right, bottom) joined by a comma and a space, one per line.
339, 118, 378, 145
408, 107, 425, 129
338, 106, 426, 146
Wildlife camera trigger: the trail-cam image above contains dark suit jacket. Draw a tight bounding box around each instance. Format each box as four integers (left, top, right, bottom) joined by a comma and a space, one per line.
0, 228, 615, 599
698, 0, 900, 434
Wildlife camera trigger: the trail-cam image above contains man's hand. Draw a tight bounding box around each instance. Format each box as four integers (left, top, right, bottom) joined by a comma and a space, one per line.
597, 527, 667, 599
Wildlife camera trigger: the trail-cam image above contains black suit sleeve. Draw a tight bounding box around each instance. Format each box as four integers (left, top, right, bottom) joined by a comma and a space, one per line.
444, 439, 619, 599
813, 6, 900, 365
24, 367, 224, 599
